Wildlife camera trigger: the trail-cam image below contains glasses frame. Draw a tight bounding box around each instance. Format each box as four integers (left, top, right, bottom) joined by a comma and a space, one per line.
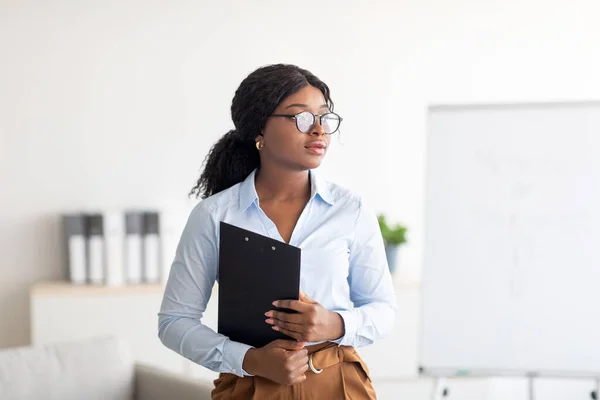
270, 111, 343, 135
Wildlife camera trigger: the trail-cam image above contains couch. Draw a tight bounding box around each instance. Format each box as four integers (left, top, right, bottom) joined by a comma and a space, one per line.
0, 336, 214, 400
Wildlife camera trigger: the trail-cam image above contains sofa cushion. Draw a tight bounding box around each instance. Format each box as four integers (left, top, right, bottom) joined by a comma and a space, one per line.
0, 335, 135, 400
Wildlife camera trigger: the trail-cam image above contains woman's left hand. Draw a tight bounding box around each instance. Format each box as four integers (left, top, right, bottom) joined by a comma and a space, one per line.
265, 291, 345, 342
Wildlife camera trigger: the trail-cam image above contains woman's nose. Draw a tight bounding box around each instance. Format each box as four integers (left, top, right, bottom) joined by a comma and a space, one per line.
310, 118, 326, 136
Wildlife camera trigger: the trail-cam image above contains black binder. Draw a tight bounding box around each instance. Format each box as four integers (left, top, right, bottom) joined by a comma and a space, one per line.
217, 221, 301, 348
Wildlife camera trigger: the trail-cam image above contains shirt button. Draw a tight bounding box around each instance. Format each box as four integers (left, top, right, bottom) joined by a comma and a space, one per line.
232, 369, 237, 374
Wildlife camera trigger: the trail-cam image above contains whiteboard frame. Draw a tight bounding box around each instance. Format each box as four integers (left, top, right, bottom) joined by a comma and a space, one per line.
418, 100, 600, 380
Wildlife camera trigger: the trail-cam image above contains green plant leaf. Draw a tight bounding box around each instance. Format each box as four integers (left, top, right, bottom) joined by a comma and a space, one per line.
377, 213, 407, 246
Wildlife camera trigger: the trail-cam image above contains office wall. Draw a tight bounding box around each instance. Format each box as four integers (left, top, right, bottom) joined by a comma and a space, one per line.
1, 0, 599, 349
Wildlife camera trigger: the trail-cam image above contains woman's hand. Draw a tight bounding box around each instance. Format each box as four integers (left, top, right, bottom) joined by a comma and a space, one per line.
242, 340, 309, 385
265, 291, 345, 342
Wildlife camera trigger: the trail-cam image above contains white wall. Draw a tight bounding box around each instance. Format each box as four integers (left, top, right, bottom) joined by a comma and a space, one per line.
1, 0, 599, 354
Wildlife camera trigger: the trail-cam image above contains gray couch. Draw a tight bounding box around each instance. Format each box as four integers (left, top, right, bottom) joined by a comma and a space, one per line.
0, 336, 213, 400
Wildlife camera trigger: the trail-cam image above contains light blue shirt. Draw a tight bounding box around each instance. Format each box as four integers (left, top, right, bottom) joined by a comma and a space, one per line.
158, 169, 397, 377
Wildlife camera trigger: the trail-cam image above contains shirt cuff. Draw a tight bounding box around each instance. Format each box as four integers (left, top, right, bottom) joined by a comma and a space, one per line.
222, 339, 254, 377
333, 310, 357, 347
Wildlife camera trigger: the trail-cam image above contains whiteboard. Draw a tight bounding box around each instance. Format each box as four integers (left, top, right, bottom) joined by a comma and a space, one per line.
420, 102, 600, 377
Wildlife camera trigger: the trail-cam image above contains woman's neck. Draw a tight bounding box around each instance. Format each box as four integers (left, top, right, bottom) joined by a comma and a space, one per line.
254, 166, 311, 202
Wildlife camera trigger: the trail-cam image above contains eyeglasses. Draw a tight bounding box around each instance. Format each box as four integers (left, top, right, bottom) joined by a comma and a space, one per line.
270, 111, 343, 135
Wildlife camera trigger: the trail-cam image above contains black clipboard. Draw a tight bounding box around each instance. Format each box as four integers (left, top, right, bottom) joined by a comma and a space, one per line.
217, 221, 301, 348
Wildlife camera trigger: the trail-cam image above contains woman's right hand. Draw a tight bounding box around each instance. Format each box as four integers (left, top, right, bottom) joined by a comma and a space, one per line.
242, 339, 309, 385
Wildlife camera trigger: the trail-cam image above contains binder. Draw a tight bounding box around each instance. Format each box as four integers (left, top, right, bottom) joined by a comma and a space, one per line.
217, 221, 301, 348
63, 214, 87, 285
86, 213, 105, 285
142, 211, 161, 283
104, 210, 125, 286
159, 209, 181, 283
125, 212, 143, 284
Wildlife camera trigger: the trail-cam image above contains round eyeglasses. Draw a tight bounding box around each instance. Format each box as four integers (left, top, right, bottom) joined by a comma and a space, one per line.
270, 111, 343, 135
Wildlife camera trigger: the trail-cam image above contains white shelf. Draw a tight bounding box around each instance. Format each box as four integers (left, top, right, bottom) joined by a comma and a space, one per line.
30, 281, 166, 297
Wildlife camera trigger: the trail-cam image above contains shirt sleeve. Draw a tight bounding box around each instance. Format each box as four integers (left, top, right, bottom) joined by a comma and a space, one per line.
333, 197, 398, 348
157, 203, 253, 377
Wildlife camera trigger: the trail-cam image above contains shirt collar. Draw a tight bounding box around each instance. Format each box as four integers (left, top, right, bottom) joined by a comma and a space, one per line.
239, 169, 259, 211
238, 168, 335, 212
310, 169, 335, 206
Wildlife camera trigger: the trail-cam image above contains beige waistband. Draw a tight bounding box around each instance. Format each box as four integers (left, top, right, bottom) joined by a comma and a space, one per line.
305, 341, 369, 378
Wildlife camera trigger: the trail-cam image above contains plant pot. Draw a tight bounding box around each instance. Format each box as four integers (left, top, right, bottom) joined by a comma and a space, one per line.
384, 244, 400, 274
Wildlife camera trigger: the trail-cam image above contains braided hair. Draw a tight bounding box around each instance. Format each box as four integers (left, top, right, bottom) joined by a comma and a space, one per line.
189, 64, 334, 199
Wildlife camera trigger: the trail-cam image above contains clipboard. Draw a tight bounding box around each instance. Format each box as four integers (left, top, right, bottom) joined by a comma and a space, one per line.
217, 221, 301, 348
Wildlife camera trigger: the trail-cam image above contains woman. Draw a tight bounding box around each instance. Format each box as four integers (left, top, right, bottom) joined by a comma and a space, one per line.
158, 64, 397, 399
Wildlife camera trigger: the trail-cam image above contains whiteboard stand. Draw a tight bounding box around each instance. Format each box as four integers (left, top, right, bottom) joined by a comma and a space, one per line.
429, 377, 449, 400
524, 374, 600, 400
527, 373, 536, 400
424, 369, 600, 400
427, 373, 538, 400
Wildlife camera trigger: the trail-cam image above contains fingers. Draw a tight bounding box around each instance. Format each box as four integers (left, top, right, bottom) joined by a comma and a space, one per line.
290, 350, 309, 369
296, 364, 308, 378
288, 347, 308, 363
265, 308, 309, 336
292, 375, 307, 385
265, 310, 303, 324
289, 363, 309, 385
273, 299, 310, 312
280, 348, 308, 386
267, 318, 304, 335
290, 373, 307, 385
265, 310, 304, 333
274, 325, 306, 341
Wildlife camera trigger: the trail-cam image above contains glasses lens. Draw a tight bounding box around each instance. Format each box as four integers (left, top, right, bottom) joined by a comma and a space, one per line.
321, 113, 341, 134
295, 111, 315, 133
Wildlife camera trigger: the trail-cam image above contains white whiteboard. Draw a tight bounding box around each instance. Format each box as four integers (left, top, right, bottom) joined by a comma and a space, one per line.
420, 102, 600, 377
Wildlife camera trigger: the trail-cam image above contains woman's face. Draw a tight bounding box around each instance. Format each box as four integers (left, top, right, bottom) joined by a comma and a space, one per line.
258, 85, 332, 171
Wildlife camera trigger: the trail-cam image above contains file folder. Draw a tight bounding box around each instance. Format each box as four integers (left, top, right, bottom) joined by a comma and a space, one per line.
104, 210, 125, 286
143, 211, 161, 283
63, 213, 87, 285
86, 213, 105, 285
125, 212, 143, 284
217, 221, 301, 348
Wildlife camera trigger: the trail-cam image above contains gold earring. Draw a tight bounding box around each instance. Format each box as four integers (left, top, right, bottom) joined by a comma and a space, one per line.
256, 141, 263, 150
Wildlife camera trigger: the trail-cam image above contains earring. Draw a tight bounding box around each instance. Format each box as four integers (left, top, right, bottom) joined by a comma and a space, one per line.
256, 141, 263, 150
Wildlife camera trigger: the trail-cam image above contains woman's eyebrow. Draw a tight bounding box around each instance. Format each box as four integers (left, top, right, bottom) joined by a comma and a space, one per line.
284, 103, 329, 109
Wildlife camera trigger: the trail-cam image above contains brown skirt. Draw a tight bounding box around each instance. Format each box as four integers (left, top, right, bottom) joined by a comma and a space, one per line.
211, 342, 376, 399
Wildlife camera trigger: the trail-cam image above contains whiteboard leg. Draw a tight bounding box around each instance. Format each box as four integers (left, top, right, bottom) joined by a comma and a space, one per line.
528, 376, 535, 400
430, 377, 448, 400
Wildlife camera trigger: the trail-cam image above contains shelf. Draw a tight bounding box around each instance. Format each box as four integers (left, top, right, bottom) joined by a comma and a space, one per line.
30, 281, 166, 297
30, 275, 418, 298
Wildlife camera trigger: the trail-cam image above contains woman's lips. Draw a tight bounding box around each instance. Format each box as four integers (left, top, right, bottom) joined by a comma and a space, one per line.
305, 141, 326, 155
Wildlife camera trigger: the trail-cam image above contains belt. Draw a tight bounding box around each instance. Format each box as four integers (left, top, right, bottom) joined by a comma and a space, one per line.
304, 342, 370, 380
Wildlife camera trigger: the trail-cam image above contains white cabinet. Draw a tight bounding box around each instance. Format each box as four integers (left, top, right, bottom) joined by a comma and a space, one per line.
30, 282, 188, 375
30, 281, 221, 381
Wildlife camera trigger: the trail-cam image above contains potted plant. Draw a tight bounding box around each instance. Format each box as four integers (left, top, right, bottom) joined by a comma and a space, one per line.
377, 214, 407, 274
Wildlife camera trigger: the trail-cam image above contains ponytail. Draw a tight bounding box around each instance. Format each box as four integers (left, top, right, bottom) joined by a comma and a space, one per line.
189, 130, 260, 199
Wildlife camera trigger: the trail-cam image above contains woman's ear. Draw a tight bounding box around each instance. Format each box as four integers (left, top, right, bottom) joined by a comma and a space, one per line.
255, 133, 265, 150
